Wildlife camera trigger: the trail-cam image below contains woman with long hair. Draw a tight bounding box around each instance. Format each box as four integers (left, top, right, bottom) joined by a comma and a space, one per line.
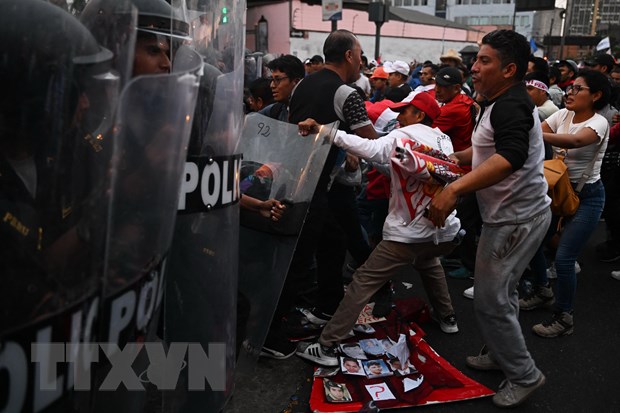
521, 70, 611, 337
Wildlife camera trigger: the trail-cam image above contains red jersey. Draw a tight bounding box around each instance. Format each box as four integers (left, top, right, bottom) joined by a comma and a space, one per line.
433, 93, 475, 152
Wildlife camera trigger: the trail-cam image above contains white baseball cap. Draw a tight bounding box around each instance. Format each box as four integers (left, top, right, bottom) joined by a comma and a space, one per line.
383, 60, 409, 76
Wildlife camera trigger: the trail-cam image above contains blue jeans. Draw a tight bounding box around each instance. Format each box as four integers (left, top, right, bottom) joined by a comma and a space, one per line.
554, 180, 605, 312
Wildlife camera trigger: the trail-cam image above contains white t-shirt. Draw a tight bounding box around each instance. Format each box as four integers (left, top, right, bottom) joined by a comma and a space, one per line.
354, 74, 371, 97
334, 124, 460, 244
545, 109, 609, 183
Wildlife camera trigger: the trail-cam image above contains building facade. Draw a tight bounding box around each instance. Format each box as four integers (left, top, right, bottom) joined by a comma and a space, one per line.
567, 0, 620, 36
388, 0, 536, 39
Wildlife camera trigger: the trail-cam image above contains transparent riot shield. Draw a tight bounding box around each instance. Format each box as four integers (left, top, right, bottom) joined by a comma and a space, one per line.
0, 1, 119, 412
88, 45, 202, 412
79, 0, 138, 86
161, 1, 246, 412
235, 114, 337, 374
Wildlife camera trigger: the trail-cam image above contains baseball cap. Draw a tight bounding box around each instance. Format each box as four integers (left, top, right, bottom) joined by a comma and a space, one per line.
592, 53, 616, 70
558, 59, 578, 74
304, 58, 311, 65
383, 60, 409, 76
370, 66, 388, 79
310, 54, 324, 64
435, 67, 463, 86
387, 91, 441, 121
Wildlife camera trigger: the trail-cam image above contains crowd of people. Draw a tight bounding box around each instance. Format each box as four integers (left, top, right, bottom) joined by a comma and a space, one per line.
241, 28, 620, 408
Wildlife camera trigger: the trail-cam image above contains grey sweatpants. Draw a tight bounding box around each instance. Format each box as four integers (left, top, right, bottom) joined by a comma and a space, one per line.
474, 209, 551, 385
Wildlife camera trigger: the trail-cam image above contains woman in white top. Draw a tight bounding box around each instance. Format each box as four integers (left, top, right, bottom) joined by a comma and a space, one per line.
524, 70, 610, 338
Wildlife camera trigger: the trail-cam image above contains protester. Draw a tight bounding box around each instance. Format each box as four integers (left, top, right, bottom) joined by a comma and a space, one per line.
305, 54, 324, 76
556, 59, 578, 91
296, 92, 463, 368
429, 30, 550, 408
527, 56, 549, 75
548, 66, 565, 108
246, 77, 274, 112
259, 54, 305, 121
433, 67, 476, 152
433, 67, 480, 281
369, 66, 389, 103
524, 72, 559, 121
524, 70, 610, 338
440, 49, 462, 68
384, 60, 413, 102
261, 30, 377, 359
611, 67, 620, 86
414, 63, 438, 98
354, 60, 372, 98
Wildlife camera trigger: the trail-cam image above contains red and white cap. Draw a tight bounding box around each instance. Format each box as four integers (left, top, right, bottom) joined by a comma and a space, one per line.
387, 92, 441, 121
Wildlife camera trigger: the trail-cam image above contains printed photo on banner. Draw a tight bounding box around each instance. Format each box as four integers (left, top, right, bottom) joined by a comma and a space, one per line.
359, 338, 385, 356
363, 359, 393, 378
324, 380, 353, 403
340, 357, 365, 376
387, 357, 416, 376
340, 342, 368, 359
314, 366, 339, 378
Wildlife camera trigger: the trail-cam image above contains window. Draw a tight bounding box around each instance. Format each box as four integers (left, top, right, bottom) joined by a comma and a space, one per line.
479, 16, 490, 24
420, 0, 428, 4
403, 0, 412, 6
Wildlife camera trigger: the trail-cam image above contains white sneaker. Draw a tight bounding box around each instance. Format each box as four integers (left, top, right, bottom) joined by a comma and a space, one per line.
463, 286, 474, 300
611, 270, 620, 281
546, 261, 581, 279
296, 342, 339, 366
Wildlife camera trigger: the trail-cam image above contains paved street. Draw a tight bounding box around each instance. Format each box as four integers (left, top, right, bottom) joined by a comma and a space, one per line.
226, 222, 620, 413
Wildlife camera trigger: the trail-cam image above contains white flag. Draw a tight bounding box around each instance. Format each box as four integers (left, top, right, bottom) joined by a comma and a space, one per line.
597, 36, 610, 51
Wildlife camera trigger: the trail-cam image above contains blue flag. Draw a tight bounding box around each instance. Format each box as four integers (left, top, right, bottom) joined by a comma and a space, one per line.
530, 38, 538, 53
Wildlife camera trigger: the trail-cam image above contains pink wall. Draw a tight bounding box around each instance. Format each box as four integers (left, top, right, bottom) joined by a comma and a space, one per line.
292, 0, 469, 41
245, 0, 484, 54
246, 2, 291, 56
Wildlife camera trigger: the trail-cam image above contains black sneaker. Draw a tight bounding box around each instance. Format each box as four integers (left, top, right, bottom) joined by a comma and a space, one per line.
430, 309, 459, 334
261, 335, 297, 360
300, 307, 333, 326
296, 341, 339, 366
439, 314, 459, 334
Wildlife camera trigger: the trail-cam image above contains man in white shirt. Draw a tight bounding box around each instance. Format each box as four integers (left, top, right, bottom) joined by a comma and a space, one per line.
296, 92, 463, 367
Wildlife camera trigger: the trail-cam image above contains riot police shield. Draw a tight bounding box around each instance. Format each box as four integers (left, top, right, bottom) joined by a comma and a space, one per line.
0, 1, 118, 412
160, 1, 246, 412
235, 114, 337, 373
87, 44, 202, 411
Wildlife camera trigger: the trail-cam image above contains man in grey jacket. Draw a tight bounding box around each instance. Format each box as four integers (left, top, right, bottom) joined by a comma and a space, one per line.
429, 30, 551, 409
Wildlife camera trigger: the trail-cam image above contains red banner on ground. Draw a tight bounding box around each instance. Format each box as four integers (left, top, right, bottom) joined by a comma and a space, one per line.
309, 321, 493, 412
